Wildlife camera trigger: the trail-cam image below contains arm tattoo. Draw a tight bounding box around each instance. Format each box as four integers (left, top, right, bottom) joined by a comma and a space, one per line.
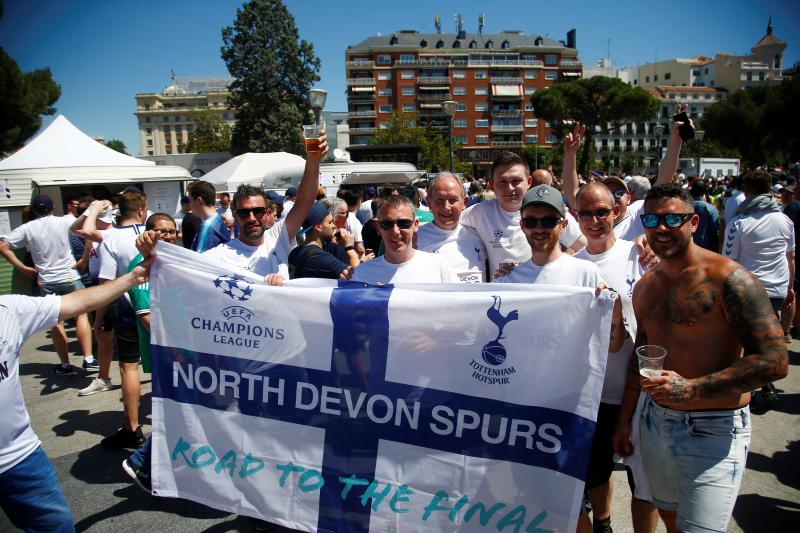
694, 268, 788, 398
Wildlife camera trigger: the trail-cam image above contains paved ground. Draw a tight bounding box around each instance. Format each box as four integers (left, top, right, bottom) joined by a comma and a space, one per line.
1, 326, 798, 532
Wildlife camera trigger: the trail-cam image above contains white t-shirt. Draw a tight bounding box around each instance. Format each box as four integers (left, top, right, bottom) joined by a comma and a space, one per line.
98, 225, 145, 281
416, 223, 487, 283
724, 190, 745, 222
356, 202, 374, 224
88, 234, 107, 283
614, 200, 645, 241
351, 250, 459, 284
724, 210, 795, 298
576, 239, 645, 404
202, 218, 294, 278
346, 212, 364, 244
2, 215, 79, 284
0, 294, 60, 474
493, 253, 604, 288
561, 211, 584, 249
283, 200, 295, 215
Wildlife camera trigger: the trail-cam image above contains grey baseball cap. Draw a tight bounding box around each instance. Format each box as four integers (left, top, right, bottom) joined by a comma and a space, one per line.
520, 184, 565, 217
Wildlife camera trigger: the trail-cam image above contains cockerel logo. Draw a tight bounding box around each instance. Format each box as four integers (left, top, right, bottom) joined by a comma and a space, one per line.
481, 296, 519, 366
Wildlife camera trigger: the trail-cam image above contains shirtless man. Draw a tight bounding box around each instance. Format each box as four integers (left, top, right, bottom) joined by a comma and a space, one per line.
613, 184, 788, 533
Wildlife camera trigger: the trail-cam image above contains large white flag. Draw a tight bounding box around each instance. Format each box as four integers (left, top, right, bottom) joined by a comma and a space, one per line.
149, 243, 614, 533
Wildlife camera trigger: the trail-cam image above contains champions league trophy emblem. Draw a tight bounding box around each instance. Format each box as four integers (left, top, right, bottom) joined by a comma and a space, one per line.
481, 296, 519, 366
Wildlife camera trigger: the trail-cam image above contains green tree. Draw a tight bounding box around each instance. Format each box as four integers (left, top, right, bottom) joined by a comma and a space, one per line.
0, 48, 60, 154
104, 139, 127, 154
184, 110, 232, 153
370, 112, 471, 173
221, 0, 320, 156
529, 76, 659, 175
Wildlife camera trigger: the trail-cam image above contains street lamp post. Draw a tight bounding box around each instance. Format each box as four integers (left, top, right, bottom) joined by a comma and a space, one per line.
441, 100, 458, 173
308, 89, 327, 124
654, 123, 665, 175
695, 130, 705, 178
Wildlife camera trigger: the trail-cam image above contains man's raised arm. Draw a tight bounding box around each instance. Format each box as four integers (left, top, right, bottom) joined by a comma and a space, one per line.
70, 200, 111, 242
562, 122, 585, 210
285, 132, 328, 239
655, 104, 691, 186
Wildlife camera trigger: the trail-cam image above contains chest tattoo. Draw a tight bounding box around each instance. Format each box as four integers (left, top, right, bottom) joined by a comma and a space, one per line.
664, 267, 717, 325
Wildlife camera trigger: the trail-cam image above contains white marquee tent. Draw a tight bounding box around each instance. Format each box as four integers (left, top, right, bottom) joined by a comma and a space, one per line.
0, 115, 191, 208
201, 152, 306, 193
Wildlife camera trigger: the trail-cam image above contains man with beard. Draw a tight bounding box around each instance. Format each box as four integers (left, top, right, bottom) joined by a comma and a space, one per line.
289, 201, 358, 279
613, 184, 788, 533
416, 173, 487, 283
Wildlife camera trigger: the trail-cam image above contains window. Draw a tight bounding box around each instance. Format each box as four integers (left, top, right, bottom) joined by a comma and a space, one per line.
143, 104, 150, 110
476, 135, 489, 144
474, 70, 488, 79
525, 103, 535, 112
452, 70, 466, 79
187, 125, 193, 133
145, 128, 152, 135
402, 104, 415, 112
176, 137, 182, 145
455, 103, 467, 112
524, 70, 538, 79
692, 69, 701, 76
759, 71, 765, 81
401, 70, 414, 80
379, 104, 393, 113
545, 134, 557, 144
379, 121, 389, 129
147, 151, 153, 155
476, 119, 489, 127
654, 75, 658, 82
454, 136, 467, 144
545, 54, 558, 65
544, 72, 557, 81
665, 72, 672, 80
475, 86, 488, 95
525, 135, 538, 144
475, 103, 487, 112
164, 126, 171, 133
165, 137, 171, 145
401, 87, 415, 96
525, 118, 538, 127
645, 76, 650, 83
524, 87, 537, 95
223, 113, 231, 120
544, 121, 551, 128
453, 87, 467, 95
146, 139, 153, 146
399, 54, 414, 62
378, 88, 392, 96
144, 117, 151, 123
704, 68, 709, 74
378, 71, 392, 80
377, 54, 391, 65
454, 119, 468, 128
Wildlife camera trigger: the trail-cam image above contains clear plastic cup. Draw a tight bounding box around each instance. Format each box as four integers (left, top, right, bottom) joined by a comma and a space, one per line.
636, 345, 667, 381
302, 123, 324, 154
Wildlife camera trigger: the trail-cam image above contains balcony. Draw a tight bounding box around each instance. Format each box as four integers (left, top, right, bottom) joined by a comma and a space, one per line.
346, 60, 375, 69
418, 76, 451, 85
491, 110, 522, 117
417, 93, 450, 101
395, 58, 450, 67
348, 94, 375, 102
419, 109, 446, 116
491, 76, 523, 84
491, 124, 524, 133
348, 110, 376, 118
347, 78, 376, 86
492, 140, 523, 148
560, 60, 582, 68
350, 127, 377, 135
468, 58, 544, 67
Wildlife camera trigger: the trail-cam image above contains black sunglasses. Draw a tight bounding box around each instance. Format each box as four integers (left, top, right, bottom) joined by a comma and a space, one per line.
640, 213, 693, 229
235, 207, 267, 218
521, 216, 563, 230
378, 218, 414, 230
577, 208, 613, 220
155, 228, 177, 236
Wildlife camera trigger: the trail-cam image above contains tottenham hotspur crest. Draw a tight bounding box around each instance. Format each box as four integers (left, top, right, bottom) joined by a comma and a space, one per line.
481, 296, 519, 365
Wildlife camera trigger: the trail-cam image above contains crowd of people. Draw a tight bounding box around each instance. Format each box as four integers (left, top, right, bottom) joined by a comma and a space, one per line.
0, 119, 792, 533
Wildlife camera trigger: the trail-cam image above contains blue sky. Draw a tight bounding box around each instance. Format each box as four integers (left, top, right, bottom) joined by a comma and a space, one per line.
2, 0, 797, 155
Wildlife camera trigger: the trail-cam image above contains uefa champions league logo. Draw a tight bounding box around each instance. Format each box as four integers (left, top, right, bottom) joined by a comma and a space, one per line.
493, 229, 503, 240
213, 274, 254, 301
481, 296, 519, 366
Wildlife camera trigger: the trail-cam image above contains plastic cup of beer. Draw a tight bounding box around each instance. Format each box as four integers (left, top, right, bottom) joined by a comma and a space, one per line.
302, 123, 323, 154
637, 345, 667, 384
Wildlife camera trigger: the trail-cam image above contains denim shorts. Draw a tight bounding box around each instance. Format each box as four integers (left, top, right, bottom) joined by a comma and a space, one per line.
39, 278, 84, 297
640, 396, 750, 533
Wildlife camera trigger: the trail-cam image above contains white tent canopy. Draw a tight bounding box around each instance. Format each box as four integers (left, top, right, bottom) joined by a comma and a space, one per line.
201, 152, 306, 193
0, 115, 190, 207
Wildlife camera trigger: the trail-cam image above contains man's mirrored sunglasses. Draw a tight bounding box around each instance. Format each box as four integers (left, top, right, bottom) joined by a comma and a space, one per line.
235, 207, 267, 218
640, 213, 693, 229
521, 216, 563, 229
378, 218, 414, 230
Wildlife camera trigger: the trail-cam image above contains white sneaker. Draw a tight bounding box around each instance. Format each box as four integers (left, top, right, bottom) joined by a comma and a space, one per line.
78, 378, 113, 396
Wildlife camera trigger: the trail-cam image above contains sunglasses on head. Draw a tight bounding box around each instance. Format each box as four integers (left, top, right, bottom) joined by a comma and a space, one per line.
611, 189, 627, 199
378, 218, 414, 230
577, 208, 613, 220
235, 207, 267, 218
640, 213, 693, 229
521, 216, 563, 230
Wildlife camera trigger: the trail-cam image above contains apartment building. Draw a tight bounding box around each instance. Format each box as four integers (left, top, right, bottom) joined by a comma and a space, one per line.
345, 26, 581, 173
134, 77, 236, 156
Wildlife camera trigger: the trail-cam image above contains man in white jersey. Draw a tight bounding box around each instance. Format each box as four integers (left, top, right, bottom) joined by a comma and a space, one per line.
461, 152, 584, 280
416, 173, 487, 283
0, 255, 151, 532
573, 183, 657, 533
352, 196, 458, 284
0, 195, 95, 375
91, 191, 149, 449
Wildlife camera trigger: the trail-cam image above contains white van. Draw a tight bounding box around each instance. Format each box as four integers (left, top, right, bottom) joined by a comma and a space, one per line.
320, 161, 417, 197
